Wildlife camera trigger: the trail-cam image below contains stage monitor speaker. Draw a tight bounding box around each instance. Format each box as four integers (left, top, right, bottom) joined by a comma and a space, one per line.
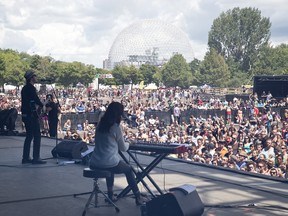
51, 140, 88, 159
146, 185, 204, 216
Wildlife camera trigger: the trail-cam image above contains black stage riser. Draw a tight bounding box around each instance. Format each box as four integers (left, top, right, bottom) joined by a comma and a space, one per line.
253, 75, 288, 98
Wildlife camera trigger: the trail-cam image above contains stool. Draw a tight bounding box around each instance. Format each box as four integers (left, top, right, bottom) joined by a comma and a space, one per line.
74, 168, 120, 216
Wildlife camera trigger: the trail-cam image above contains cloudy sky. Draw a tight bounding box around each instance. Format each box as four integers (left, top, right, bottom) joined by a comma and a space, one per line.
0, 0, 287, 68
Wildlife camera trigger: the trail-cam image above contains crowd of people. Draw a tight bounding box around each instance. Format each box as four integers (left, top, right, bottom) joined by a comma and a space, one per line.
0, 85, 288, 178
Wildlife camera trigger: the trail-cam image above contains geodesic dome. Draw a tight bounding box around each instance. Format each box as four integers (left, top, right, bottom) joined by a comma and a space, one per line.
107, 19, 194, 69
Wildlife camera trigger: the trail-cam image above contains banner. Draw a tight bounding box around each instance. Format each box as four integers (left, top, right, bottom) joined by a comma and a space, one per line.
96, 74, 114, 79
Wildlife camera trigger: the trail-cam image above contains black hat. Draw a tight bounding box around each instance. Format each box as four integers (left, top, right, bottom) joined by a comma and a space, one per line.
24, 70, 36, 80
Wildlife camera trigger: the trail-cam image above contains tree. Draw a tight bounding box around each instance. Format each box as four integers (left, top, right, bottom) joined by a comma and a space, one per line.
139, 64, 159, 84
0, 49, 28, 88
81, 64, 97, 86
127, 65, 142, 85
112, 65, 131, 85
252, 44, 288, 75
30, 54, 42, 72
189, 58, 202, 86
0, 51, 6, 91
39, 56, 55, 80
0, 48, 121, 88
160, 54, 192, 88
208, 7, 271, 72
112, 65, 142, 85
199, 49, 230, 87
22, 54, 56, 80
56, 61, 89, 87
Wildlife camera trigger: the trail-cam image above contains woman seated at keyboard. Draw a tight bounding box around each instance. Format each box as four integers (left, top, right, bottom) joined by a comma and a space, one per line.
89, 101, 145, 205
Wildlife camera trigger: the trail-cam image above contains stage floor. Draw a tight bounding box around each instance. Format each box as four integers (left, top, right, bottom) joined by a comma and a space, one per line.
0, 135, 287, 216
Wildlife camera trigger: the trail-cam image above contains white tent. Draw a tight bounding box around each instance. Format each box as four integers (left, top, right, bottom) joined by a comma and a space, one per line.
76, 82, 85, 88
200, 84, 211, 89
144, 83, 158, 90
4, 84, 17, 90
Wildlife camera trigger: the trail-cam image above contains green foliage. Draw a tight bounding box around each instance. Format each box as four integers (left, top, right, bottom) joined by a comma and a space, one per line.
0, 49, 29, 88
128, 65, 142, 84
55, 62, 77, 87
226, 72, 250, 87
112, 65, 131, 85
30, 54, 42, 72
199, 49, 230, 87
56, 61, 95, 87
160, 54, 193, 88
0, 7, 286, 91
0, 54, 5, 89
139, 64, 159, 84
152, 69, 162, 86
81, 64, 98, 86
252, 44, 288, 75
112, 65, 142, 85
208, 7, 271, 72
189, 58, 202, 85
0, 49, 100, 88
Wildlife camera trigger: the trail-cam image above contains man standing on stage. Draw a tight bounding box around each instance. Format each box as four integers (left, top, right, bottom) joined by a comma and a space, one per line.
45, 94, 59, 138
21, 70, 46, 164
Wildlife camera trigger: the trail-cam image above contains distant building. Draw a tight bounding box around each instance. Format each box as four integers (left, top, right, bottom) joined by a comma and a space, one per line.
103, 59, 109, 70
107, 19, 194, 70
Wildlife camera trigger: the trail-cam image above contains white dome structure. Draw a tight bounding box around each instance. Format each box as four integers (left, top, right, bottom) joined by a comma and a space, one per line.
107, 19, 194, 69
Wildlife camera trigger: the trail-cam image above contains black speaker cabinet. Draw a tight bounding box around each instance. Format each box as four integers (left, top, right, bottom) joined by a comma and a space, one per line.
51, 140, 88, 159
146, 185, 204, 216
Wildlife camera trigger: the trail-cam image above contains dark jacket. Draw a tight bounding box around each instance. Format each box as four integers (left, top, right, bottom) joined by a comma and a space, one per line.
21, 83, 43, 116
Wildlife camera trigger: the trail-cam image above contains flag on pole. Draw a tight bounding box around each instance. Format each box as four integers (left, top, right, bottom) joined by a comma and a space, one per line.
139, 81, 144, 89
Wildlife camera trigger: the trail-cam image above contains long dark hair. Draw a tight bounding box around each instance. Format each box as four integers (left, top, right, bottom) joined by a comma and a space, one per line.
98, 102, 124, 133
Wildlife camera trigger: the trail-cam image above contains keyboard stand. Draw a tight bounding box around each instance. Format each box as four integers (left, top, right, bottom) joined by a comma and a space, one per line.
118, 150, 167, 198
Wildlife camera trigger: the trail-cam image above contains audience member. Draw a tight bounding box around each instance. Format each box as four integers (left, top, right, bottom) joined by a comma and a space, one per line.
1, 85, 287, 178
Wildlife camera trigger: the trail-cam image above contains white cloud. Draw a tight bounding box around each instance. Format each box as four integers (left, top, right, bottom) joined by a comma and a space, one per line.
25, 23, 87, 54
0, 0, 287, 68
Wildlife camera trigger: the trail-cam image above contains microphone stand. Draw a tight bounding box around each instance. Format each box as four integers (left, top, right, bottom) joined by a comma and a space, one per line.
40, 80, 76, 166
50, 84, 77, 165
51, 82, 61, 164
42, 80, 63, 164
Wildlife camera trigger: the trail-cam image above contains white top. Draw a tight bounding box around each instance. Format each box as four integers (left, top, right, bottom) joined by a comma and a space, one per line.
89, 123, 129, 168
